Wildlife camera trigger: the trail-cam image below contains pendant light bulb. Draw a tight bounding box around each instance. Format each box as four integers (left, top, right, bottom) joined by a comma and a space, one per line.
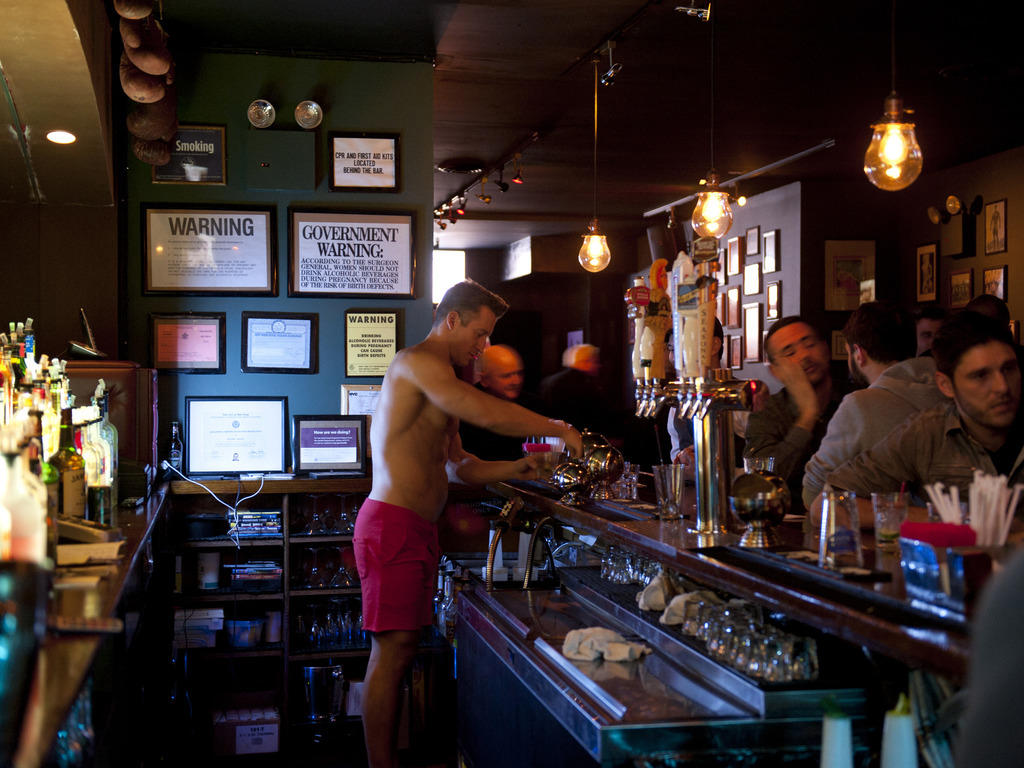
579, 59, 611, 273
690, 172, 733, 238
579, 219, 611, 273
864, 93, 921, 191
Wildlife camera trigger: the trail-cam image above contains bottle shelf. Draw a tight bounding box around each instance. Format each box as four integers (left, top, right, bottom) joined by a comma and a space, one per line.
183, 643, 285, 659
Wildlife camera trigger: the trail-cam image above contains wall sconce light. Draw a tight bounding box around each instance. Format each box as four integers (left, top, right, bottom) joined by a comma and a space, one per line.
294, 100, 323, 129
476, 177, 492, 204
247, 99, 276, 128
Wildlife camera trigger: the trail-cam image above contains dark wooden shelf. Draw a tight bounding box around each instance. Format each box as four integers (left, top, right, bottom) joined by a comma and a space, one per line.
170, 477, 371, 495
289, 647, 371, 662
288, 587, 361, 598
185, 643, 285, 659
176, 590, 284, 602
183, 536, 283, 548
288, 533, 355, 543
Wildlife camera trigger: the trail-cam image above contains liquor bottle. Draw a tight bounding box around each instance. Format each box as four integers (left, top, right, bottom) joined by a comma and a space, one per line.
168, 421, 183, 473
28, 410, 58, 564
42, 390, 61, 461
97, 392, 118, 507
49, 408, 86, 519
0, 434, 47, 564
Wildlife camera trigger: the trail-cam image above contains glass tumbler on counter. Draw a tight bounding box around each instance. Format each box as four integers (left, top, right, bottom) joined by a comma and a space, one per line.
871, 492, 908, 551
818, 488, 863, 569
652, 464, 687, 520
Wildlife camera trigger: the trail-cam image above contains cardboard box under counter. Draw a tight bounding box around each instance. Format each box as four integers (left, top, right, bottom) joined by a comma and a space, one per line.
211, 692, 280, 755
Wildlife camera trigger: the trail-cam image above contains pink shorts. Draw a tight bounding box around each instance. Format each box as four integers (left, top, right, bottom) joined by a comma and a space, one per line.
354, 499, 439, 633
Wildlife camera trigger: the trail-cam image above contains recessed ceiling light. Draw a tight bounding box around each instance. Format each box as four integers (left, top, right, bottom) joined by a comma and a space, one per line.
46, 130, 77, 144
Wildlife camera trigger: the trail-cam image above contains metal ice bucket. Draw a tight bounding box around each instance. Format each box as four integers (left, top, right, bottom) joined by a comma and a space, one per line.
303, 663, 346, 721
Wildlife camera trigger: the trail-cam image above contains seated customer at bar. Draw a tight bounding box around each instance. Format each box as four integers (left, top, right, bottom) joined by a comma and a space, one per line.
802, 301, 948, 507
459, 344, 544, 460
914, 303, 948, 356
825, 310, 1024, 500
744, 316, 839, 513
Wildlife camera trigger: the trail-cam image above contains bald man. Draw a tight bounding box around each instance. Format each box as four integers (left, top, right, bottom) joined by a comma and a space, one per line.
459, 344, 545, 460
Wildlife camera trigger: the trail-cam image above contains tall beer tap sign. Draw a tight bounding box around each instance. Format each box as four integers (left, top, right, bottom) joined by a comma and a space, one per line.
679, 237, 721, 377
625, 276, 649, 383
643, 258, 672, 380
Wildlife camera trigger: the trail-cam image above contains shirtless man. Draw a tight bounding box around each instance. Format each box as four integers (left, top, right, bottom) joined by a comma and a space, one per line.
354, 280, 582, 767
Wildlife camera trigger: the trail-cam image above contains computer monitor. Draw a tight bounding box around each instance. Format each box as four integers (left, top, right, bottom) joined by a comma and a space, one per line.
291, 414, 368, 476
185, 396, 288, 477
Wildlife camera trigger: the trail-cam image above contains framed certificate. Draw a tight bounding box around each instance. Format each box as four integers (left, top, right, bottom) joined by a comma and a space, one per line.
344, 308, 403, 377
150, 312, 225, 373
143, 204, 276, 295
241, 311, 318, 374
289, 209, 416, 298
341, 384, 382, 417
329, 132, 400, 192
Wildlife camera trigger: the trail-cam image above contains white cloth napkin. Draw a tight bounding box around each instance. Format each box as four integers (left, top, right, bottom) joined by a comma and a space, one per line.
562, 627, 651, 662
636, 573, 669, 611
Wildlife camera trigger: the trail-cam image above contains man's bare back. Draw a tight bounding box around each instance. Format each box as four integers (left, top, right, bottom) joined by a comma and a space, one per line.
368, 307, 582, 523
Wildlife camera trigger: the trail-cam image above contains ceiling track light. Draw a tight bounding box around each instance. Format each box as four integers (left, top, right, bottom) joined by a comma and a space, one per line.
579, 59, 611, 273
674, 1, 711, 21
495, 169, 510, 193
864, 0, 922, 191
476, 176, 492, 204
512, 153, 524, 184
599, 41, 621, 86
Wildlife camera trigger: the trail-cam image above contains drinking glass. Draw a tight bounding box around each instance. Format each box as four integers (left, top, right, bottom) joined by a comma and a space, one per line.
652, 464, 687, 521
818, 489, 863, 569
871, 492, 908, 551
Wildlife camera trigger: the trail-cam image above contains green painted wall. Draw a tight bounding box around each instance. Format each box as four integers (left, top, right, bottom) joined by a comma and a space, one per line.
122, 52, 434, 450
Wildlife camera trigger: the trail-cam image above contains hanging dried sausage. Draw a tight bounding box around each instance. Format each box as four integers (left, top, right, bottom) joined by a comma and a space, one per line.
119, 51, 165, 103
122, 18, 172, 76
126, 88, 177, 141
113, 0, 154, 20
130, 136, 171, 166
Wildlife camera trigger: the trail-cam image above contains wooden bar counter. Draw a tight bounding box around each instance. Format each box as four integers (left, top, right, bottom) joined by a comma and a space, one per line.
14, 486, 171, 768
484, 478, 970, 683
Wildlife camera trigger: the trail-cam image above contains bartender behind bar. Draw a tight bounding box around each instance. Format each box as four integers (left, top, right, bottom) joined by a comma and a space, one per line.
459, 344, 544, 460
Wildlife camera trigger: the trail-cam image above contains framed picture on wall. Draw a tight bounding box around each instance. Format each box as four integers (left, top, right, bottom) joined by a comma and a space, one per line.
344, 308, 404, 377
151, 125, 227, 185
982, 265, 1007, 301
743, 304, 761, 362
762, 229, 779, 273
143, 205, 276, 295
1010, 320, 1020, 345
241, 311, 318, 374
729, 336, 742, 369
949, 268, 973, 308
150, 312, 226, 373
916, 243, 938, 302
289, 209, 416, 297
727, 236, 742, 276
329, 132, 400, 192
745, 226, 760, 256
985, 199, 1007, 255
824, 240, 875, 311
766, 281, 781, 319
743, 263, 761, 296
831, 330, 848, 361
726, 287, 741, 328
716, 291, 726, 325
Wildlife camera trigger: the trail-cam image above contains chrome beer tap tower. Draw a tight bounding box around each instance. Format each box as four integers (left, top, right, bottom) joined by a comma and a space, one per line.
628, 237, 759, 538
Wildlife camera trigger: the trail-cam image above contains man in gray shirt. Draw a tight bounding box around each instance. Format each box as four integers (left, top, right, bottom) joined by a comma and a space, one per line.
745, 316, 839, 514
826, 311, 1024, 499
802, 302, 949, 507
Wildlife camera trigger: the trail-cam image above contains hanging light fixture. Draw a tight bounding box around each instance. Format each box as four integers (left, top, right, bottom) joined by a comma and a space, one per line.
511, 153, 524, 184
691, 13, 733, 239
579, 58, 611, 273
863, 0, 922, 191
476, 176, 492, 204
